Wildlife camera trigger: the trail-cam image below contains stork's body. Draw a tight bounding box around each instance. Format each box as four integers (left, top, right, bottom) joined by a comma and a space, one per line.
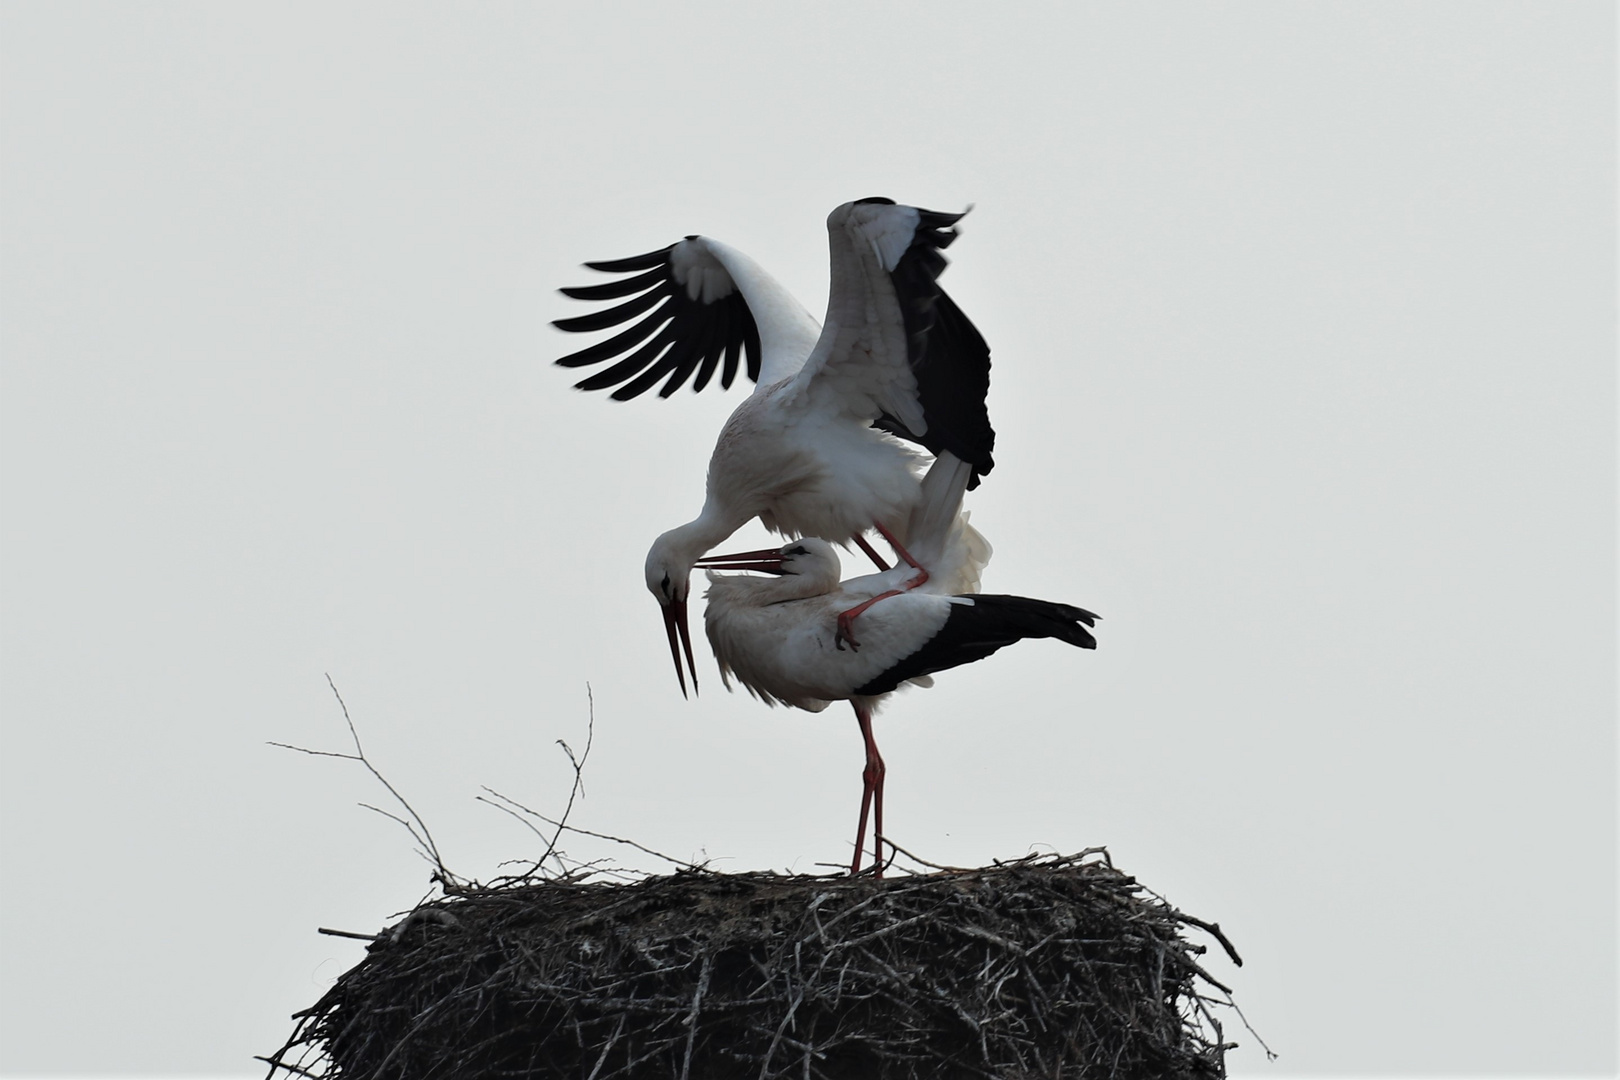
653, 378, 926, 576
554, 199, 996, 693
697, 457, 1098, 874
705, 558, 1097, 710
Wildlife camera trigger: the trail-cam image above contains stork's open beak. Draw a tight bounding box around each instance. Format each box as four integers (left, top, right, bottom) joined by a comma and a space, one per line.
693, 547, 788, 574
662, 597, 699, 699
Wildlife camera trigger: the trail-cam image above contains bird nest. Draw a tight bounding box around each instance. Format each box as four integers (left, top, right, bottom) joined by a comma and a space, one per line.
262, 849, 1247, 1079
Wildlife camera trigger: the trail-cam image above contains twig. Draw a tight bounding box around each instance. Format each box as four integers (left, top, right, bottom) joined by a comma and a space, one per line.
877, 835, 973, 873
1218, 986, 1277, 1060
537, 684, 595, 875
268, 674, 457, 885
1173, 911, 1244, 967
480, 787, 700, 871
680, 953, 713, 1080
253, 1054, 320, 1079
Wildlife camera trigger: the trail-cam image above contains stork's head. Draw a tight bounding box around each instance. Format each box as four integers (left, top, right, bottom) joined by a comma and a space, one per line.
694, 538, 843, 597
645, 532, 842, 698
644, 532, 702, 699
761, 538, 843, 586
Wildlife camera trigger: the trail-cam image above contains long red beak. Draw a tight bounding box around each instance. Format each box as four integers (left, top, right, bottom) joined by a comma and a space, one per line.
693, 546, 787, 574
662, 597, 699, 699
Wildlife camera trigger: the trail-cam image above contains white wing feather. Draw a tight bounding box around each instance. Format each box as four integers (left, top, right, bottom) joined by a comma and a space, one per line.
784, 202, 929, 435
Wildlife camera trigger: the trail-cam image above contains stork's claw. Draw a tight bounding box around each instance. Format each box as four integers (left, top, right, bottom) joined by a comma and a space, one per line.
835, 613, 862, 652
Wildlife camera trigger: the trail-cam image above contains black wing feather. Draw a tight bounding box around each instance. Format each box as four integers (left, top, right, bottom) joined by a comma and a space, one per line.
553, 241, 762, 400
551, 285, 669, 334
689, 299, 733, 393
853, 595, 1098, 697
554, 310, 670, 369
870, 206, 996, 489
657, 296, 728, 398
559, 267, 667, 302
716, 332, 743, 391
614, 282, 730, 401
574, 322, 679, 393
616, 328, 700, 401
730, 316, 761, 388
584, 246, 675, 273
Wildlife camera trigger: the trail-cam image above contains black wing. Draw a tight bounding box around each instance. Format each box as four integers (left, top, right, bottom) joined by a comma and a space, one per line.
553, 239, 761, 401
866, 204, 997, 490
853, 595, 1098, 696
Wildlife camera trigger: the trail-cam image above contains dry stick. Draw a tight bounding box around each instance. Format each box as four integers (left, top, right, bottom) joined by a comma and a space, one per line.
1172, 911, 1245, 967
252, 1054, 320, 1079
479, 786, 702, 871
536, 684, 596, 876
584, 1015, 626, 1080
679, 952, 713, 1080
876, 836, 974, 873
1216, 987, 1277, 1061
475, 792, 553, 851
757, 986, 807, 1080
471, 685, 628, 884
268, 673, 456, 884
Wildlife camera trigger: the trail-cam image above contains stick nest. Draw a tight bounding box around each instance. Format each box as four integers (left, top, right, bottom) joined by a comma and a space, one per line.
264, 850, 1241, 1079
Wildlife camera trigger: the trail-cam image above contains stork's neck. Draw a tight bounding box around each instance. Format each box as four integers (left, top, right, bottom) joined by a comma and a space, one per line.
655, 505, 748, 578
701, 239, 822, 389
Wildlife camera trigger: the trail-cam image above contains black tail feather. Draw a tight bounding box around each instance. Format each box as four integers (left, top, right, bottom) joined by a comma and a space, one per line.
854, 595, 1098, 696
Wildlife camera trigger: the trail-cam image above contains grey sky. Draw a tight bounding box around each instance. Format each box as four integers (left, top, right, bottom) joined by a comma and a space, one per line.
1, 2, 1614, 1075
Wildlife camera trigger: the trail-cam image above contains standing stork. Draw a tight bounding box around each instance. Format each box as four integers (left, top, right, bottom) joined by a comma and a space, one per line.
553, 199, 996, 696
696, 455, 1098, 876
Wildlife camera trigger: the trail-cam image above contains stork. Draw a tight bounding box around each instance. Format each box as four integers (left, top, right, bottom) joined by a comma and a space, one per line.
695, 455, 1099, 875
554, 199, 996, 696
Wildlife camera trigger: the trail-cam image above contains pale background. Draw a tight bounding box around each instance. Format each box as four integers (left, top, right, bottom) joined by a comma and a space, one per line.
1, 2, 1614, 1075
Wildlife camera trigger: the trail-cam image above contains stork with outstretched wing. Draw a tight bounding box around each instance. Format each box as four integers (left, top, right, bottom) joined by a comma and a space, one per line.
554, 199, 997, 696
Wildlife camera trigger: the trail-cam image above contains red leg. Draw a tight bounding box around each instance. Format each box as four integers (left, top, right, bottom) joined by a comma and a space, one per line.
851, 766, 873, 875
871, 746, 886, 878
873, 520, 929, 590
852, 533, 890, 572
851, 701, 886, 876
835, 588, 903, 651
836, 520, 933, 651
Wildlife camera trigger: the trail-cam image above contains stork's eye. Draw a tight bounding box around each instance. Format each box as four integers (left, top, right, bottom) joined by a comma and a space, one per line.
786, 545, 808, 556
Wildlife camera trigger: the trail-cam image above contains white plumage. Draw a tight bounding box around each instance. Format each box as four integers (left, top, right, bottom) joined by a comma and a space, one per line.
555, 199, 996, 695
703, 458, 993, 712
696, 455, 1097, 874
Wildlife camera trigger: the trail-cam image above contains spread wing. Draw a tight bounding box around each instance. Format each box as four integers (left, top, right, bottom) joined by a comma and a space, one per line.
789, 199, 996, 488
553, 238, 762, 401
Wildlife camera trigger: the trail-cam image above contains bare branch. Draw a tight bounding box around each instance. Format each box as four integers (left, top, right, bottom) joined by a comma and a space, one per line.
268, 675, 458, 886
876, 835, 973, 874
537, 684, 596, 875
265, 741, 360, 762
481, 785, 700, 871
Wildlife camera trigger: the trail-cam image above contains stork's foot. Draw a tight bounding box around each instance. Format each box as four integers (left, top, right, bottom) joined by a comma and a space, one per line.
835, 611, 862, 652
835, 588, 904, 652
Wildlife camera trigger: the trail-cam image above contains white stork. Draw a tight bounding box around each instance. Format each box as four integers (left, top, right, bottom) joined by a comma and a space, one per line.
694, 455, 1099, 875
553, 199, 996, 696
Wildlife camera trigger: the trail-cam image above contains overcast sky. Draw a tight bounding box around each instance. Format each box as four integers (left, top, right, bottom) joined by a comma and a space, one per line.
1, 3, 1614, 1076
